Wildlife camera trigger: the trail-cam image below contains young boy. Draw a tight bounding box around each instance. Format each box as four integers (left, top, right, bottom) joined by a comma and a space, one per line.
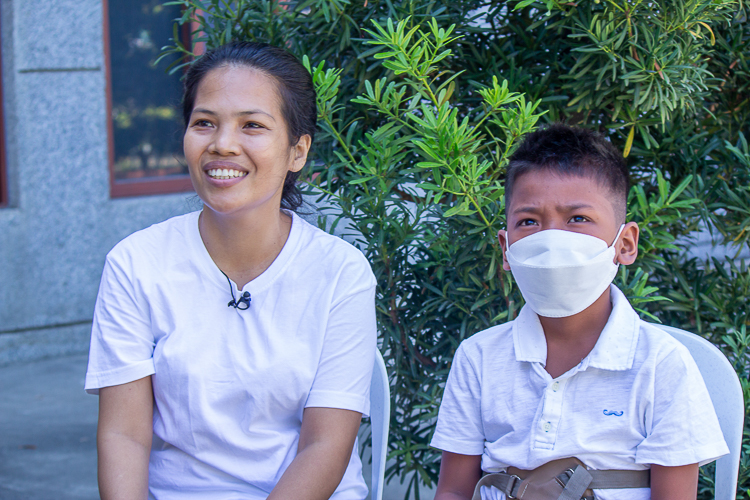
430, 125, 728, 500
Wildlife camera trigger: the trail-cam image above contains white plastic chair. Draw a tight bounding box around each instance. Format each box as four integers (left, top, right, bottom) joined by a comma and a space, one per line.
656, 325, 745, 500
367, 349, 390, 500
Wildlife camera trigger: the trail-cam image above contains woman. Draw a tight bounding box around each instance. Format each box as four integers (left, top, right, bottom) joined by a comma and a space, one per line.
85, 42, 377, 500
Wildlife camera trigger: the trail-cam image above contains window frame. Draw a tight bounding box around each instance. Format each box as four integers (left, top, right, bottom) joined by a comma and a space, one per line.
103, 0, 193, 198
0, 6, 8, 207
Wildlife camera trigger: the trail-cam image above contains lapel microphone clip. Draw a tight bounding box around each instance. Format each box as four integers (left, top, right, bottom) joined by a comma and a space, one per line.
220, 271, 251, 311
228, 291, 251, 310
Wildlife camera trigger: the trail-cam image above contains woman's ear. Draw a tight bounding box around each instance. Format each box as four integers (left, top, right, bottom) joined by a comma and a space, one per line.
498, 230, 511, 271
615, 222, 640, 265
290, 134, 312, 173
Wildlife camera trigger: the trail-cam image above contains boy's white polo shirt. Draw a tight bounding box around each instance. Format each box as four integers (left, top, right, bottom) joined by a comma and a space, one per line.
431, 285, 728, 500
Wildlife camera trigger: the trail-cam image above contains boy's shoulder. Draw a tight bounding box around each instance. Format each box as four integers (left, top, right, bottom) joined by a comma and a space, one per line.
460, 321, 514, 350
631, 318, 698, 372
454, 320, 519, 373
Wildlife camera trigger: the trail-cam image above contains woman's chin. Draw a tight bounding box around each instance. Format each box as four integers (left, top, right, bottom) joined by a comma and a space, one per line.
200, 196, 280, 220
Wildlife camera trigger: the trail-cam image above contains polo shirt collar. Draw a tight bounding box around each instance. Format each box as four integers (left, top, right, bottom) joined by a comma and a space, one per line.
512, 285, 640, 371
512, 304, 548, 364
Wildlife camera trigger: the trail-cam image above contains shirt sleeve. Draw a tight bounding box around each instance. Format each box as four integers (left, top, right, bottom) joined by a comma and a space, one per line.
430, 342, 485, 455
305, 255, 377, 416
84, 245, 156, 395
635, 343, 729, 466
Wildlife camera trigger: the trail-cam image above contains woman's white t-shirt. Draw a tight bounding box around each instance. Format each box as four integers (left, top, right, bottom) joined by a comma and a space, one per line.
85, 211, 377, 499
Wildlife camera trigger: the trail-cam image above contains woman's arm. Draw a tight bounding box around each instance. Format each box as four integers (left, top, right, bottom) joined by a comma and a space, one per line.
434, 451, 483, 500
267, 407, 362, 500
650, 463, 698, 500
97, 376, 154, 500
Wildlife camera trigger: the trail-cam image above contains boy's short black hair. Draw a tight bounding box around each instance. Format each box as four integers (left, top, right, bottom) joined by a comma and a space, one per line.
505, 124, 629, 223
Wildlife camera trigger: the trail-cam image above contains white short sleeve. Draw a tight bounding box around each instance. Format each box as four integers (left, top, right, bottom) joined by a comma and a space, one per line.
430, 343, 485, 455
635, 344, 729, 466
85, 246, 156, 394
305, 256, 377, 417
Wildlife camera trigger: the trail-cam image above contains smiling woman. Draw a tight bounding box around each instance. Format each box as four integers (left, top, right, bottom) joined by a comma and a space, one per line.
184, 66, 309, 227
85, 42, 377, 500
181, 43, 317, 212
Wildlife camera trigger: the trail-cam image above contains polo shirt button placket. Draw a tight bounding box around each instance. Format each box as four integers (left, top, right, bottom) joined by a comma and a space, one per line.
534, 378, 567, 449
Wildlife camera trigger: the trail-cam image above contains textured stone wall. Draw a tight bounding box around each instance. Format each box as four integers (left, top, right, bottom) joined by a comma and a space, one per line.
0, 0, 194, 365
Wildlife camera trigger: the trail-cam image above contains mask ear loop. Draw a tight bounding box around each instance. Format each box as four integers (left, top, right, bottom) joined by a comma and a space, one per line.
610, 224, 627, 248
610, 224, 627, 266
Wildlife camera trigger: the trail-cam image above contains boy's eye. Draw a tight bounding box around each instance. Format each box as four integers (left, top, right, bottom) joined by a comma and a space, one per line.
518, 219, 537, 227
569, 215, 588, 223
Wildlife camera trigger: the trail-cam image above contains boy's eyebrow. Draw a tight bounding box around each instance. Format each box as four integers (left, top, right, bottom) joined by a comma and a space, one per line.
558, 203, 596, 212
512, 203, 596, 215
512, 205, 542, 215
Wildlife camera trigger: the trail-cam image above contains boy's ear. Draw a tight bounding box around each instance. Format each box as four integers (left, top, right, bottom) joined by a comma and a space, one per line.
615, 222, 640, 265
498, 230, 511, 271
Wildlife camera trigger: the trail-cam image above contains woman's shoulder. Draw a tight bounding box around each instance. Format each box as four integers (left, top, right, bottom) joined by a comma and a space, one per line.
107, 211, 200, 264
291, 213, 375, 285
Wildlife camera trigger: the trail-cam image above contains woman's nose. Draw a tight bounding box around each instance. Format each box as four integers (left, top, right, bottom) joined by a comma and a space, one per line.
209, 127, 241, 156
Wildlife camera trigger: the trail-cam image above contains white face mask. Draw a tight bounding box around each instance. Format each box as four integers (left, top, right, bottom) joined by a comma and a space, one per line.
504, 225, 625, 318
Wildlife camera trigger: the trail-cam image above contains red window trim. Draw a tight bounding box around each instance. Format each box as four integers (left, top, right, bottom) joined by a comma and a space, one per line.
103, 0, 194, 198
0, 6, 8, 207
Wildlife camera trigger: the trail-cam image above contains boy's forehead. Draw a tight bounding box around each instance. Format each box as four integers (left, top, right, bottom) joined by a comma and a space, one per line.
514, 168, 601, 187
511, 169, 615, 197
507, 170, 617, 215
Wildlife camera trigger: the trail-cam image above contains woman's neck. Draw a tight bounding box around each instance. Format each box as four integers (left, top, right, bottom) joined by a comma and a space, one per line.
199, 204, 292, 289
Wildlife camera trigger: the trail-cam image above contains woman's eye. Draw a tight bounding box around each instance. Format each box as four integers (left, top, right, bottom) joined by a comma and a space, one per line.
243, 122, 263, 129
192, 119, 212, 128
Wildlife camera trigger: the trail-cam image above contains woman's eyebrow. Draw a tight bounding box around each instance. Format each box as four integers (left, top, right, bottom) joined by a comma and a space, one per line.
235, 110, 276, 122
192, 108, 276, 122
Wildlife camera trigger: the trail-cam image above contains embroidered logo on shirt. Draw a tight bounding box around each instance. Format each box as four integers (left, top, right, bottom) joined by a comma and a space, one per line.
603, 409, 624, 416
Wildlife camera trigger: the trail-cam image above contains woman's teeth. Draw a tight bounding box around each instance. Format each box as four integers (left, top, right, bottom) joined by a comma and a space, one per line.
207, 168, 247, 179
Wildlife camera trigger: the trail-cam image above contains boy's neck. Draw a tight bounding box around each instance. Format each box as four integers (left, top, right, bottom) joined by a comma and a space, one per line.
539, 287, 613, 379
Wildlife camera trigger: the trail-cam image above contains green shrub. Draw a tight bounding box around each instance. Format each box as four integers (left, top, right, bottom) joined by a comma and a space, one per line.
163, 1, 749, 498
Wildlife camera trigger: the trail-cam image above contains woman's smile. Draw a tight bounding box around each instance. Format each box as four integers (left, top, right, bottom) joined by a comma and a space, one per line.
203, 160, 249, 186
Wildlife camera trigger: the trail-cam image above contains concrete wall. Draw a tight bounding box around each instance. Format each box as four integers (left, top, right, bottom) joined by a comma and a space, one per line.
0, 0, 194, 365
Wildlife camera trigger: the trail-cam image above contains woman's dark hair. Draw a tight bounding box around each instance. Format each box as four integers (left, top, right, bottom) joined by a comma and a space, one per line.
182, 41, 317, 212
505, 124, 629, 223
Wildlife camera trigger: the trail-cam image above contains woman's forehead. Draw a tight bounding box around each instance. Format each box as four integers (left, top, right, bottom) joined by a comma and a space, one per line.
193, 65, 282, 111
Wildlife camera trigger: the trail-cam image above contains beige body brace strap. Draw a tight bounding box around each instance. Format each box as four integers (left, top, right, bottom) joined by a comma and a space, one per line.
471, 458, 650, 500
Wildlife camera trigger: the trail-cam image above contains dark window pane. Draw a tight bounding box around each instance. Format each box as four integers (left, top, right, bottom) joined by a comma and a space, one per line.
109, 0, 187, 181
